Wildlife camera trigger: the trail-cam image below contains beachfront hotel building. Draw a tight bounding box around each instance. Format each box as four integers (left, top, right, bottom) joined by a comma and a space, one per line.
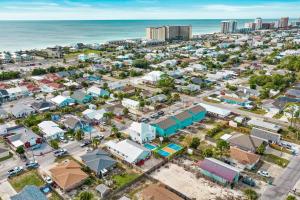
221, 20, 237, 34
146, 25, 192, 41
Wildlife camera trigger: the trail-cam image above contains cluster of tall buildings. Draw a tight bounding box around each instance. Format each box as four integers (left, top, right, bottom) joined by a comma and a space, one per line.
220, 20, 238, 34
146, 25, 192, 41
245, 17, 290, 31
220, 17, 293, 34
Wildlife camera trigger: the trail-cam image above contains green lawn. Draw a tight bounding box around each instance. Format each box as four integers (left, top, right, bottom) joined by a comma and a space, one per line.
263, 154, 289, 168
112, 173, 139, 188
239, 107, 267, 115
0, 152, 13, 162
9, 170, 45, 192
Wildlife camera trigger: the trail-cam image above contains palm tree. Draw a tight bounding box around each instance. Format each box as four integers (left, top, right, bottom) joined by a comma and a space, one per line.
78, 191, 94, 200
92, 138, 99, 149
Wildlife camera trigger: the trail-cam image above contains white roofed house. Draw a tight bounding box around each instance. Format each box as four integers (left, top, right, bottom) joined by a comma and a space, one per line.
38, 121, 65, 140
125, 122, 156, 144
82, 108, 108, 123
121, 98, 140, 111
50, 95, 75, 107
105, 139, 151, 164
11, 103, 35, 118
141, 71, 164, 84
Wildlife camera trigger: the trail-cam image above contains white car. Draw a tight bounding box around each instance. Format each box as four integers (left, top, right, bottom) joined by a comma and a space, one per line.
44, 176, 53, 184
257, 170, 270, 177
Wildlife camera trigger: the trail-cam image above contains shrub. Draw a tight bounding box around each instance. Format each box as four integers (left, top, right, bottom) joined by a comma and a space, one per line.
244, 189, 258, 200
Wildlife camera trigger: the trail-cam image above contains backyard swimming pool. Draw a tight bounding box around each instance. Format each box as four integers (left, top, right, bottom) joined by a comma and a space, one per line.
144, 143, 158, 151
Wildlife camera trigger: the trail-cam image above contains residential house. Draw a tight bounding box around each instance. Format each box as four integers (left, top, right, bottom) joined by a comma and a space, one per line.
82, 108, 107, 123
7, 129, 42, 149
87, 86, 110, 97
220, 95, 252, 108
125, 122, 156, 144
49, 160, 89, 191
172, 111, 194, 129
63, 115, 87, 131
247, 119, 281, 132
11, 185, 47, 200
199, 103, 231, 118
142, 71, 164, 84
7, 86, 30, 100
81, 149, 117, 177
152, 117, 178, 137
285, 89, 300, 99
228, 133, 264, 153
31, 100, 56, 113
50, 95, 75, 107
121, 98, 140, 110
251, 127, 281, 144
147, 94, 167, 104
71, 90, 93, 104
198, 157, 241, 186
105, 139, 151, 164
227, 147, 260, 170
38, 121, 65, 140
186, 105, 207, 122
11, 103, 35, 118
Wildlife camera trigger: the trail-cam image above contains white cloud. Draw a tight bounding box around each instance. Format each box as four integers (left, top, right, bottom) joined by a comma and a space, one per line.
0, 1, 299, 20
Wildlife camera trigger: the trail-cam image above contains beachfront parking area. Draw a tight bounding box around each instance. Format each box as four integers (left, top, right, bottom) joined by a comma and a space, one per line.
151, 163, 243, 200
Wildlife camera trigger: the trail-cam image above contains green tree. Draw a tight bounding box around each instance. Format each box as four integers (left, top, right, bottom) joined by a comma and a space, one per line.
16, 146, 25, 154
286, 195, 296, 200
78, 191, 94, 200
132, 59, 149, 69
203, 148, 213, 157
256, 143, 266, 155
75, 130, 84, 141
50, 140, 59, 149
190, 137, 200, 149
244, 189, 258, 200
216, 140, 230, 154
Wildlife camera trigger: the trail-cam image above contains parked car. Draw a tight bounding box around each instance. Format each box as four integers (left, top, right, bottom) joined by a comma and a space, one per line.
59, 136, 68, 143
140, 118, 150, 123
53, 149, 68, 157
43, 176, 53, 184
80, 140, 91, 147
25, 161, 39, 169
8, 166, 23, 177
67, 135, 74, 141
257, 170, 270, 177
242, 176, 256, 187
150, 113, 159, 119
93, 135, 104, 141
158, 111, 165, 116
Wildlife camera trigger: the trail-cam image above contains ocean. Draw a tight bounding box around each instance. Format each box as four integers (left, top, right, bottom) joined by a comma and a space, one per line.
0, 19, 293, 52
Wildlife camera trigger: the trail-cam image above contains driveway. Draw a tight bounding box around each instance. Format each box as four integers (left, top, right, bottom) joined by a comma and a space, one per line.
0, 179, 17, 200
262, 155, 300, 200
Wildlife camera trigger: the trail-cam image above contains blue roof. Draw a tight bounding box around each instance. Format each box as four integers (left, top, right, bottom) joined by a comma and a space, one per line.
11, 185, 47, 200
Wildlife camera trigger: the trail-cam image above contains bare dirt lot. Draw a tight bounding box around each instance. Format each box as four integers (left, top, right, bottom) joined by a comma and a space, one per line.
151, 163, 244, 200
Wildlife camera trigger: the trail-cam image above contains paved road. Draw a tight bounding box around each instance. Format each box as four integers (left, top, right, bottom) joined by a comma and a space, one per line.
261, 154, 300, 200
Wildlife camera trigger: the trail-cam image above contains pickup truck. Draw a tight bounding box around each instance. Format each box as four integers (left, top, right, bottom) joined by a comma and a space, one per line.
53, 149, 68, 157
25, 161, 39, 169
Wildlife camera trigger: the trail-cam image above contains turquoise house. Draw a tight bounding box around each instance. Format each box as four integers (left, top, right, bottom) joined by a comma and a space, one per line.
71, 90, 93, 104
221, 95, 252, 107
187, 105, 207, 122
152, 117, 178, 137
51, 95, 75, 107
172, 111, 193, 129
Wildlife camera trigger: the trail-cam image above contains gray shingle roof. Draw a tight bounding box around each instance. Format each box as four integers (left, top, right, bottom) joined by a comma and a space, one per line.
251, 127, 281, 143
81, 149, 116, 174
173, 110, 193, 121
155, 117, 177, 130
11, 185, 47, 200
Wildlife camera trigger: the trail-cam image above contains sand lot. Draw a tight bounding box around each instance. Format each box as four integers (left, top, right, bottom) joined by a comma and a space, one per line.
151, 163, 244, 200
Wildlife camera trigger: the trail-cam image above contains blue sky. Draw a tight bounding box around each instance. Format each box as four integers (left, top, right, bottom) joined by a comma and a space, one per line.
0, 0, 299, 20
